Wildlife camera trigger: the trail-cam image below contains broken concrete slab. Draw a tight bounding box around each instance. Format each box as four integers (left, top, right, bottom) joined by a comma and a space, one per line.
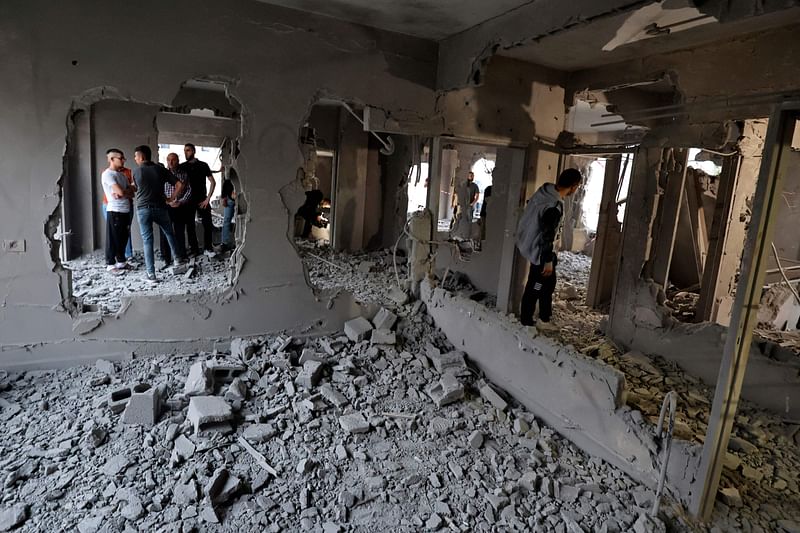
205, 468, 241, 504
319, 384, 348, 408
339, 413, 370, 434
107, 387, 132, 414
718, 486, 742, 507
121, 383, 161, 426
242, 423, 276, 443
426, 347, 467, 375
372, 307, 398, 330
344, 317, 373, 342
186, 396, 233, 435
183, 361, 212, 396
295, 360, 324, 388
230, 337, 260, 360
426, 373, 464, 408
0, 504, 27, 531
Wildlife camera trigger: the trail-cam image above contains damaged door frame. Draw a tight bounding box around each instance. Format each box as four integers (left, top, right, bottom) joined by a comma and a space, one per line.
691, 104, 800, 520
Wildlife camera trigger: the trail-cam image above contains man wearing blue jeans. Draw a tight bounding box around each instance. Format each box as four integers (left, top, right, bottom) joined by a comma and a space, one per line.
132, 145, 185, 284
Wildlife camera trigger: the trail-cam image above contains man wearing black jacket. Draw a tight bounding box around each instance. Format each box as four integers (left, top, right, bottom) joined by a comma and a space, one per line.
515, 168, 582, 328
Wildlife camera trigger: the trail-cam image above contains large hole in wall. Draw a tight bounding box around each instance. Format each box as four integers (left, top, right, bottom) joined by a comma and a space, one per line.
54, 80, 244, 315
291, 100, 430, 304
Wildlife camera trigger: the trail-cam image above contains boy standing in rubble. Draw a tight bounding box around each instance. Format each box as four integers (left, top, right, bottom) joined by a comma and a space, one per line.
516, 168, 582, 329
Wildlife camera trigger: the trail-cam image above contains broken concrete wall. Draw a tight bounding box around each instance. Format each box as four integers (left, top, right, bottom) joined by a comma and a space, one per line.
609, 142, 800, 419
567, 25, 800, 124
332, 110, 370, 251
437, 57, 565, 145
422, 279, 702, 507
0, 0, 437, 369
378, 135, 415, 252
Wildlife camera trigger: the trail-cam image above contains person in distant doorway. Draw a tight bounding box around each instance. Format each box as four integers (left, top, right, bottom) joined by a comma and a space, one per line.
479, 184, 492, 243
296, 189, 327, 239
220, 173, 236, 250
158, 152, 192, 267
179, 143, 216, 258
450, 171, 480, 244
102, 161, 135, 261
516, 168, 582, 330
101, 149, 136, 274
132, 145, 184, 284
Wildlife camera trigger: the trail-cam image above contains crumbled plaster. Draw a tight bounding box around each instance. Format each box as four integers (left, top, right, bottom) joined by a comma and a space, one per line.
603, 1, 717, 52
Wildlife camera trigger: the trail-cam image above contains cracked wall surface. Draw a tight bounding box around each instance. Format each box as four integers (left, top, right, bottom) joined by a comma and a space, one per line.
0, 0, 438, 369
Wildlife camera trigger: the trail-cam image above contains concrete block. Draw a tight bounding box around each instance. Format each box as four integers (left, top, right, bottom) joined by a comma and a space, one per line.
187, 396, 233, 435
357, 261, 374, 273
427, 374, 464, 407
718, 486, 742, 507
468, 430, 483, 449
206, 358, 246, 384
428, 349, 467, 375
107, 387, 133, 414
320, 384, 348, 408
184, 362, 212, 396
0, 504, 27, 531
121, 383, 161, 426
173, 434, 196, 461
344, 317, 373, 342
295, 360, 324, 388
223, 378, 248, 401
479, 382, 508, 411
205, 468, 241, 504
230, 338, 260, 360
242, 423, 276, 443
370, 329, 396, 345
339, 413, 370, 434
299, 348, 323, 364
372, 308, 397, 331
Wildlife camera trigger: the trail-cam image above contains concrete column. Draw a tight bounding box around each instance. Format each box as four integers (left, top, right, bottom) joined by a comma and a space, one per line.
646, 148, 689, 289
608, 146, 665, 340
701, 120, 767, 324
696, 156, 741, 321
586, 155, 623, 309
332, 111, 369, 252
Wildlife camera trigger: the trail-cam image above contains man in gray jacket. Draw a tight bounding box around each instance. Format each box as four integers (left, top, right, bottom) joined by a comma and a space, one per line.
516, 168, 582, 328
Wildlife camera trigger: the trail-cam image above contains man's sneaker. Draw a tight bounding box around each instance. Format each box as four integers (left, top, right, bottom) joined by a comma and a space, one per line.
146, 273, 159, 285
107, 267, 125, 276
106, 265, 117, 272
159, 262, 174, 271
203, 249, 217, 258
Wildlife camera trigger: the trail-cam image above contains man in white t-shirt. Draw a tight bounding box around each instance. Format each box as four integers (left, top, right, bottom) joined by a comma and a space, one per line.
101, 148, 136, 273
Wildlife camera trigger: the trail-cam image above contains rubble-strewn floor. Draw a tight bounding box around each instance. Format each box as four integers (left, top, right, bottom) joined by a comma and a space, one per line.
64, 251, 232, 314
2, 249, 798, 532
545, 253, 800, 533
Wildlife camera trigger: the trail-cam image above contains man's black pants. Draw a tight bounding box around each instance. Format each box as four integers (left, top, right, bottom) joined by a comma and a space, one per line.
159, 205, 188, 264
187, 202, 213, 253
520, 262, 557, 326
105, 211, 131, 265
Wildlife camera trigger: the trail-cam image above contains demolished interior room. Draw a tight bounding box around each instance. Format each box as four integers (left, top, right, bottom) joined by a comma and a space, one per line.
1, 1, 800, 532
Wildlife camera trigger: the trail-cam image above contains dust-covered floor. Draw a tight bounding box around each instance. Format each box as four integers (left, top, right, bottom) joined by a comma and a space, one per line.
64, 251, 233, 315
1, 249, 798, 532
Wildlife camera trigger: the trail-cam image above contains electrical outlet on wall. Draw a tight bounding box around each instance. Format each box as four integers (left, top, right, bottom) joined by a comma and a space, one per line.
2, 239, 26, 252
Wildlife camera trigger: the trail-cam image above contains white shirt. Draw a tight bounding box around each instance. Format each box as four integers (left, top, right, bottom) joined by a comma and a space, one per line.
102, 169, 131, 213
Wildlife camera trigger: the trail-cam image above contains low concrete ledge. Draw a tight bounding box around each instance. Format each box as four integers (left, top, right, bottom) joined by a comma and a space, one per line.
422, 279, 701, 506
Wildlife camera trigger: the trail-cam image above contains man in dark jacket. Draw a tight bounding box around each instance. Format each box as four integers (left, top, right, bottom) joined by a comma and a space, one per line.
516, 168, 582, 328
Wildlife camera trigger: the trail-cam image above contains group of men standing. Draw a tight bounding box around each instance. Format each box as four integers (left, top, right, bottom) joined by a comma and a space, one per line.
101, 143, 230, 284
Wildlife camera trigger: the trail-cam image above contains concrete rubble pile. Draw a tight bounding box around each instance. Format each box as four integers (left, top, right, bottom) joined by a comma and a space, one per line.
3, 305, 697, 532
0, 248, 797, 532
64, 251, 230, 314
